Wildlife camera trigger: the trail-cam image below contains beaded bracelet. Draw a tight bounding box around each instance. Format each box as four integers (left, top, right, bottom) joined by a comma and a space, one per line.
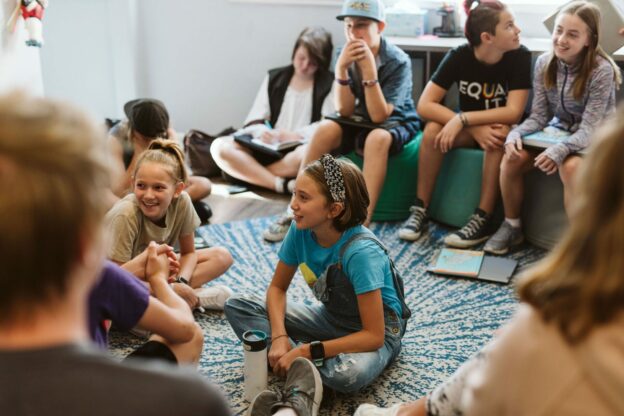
361, 79, 379, 87
458, 112, 469, 127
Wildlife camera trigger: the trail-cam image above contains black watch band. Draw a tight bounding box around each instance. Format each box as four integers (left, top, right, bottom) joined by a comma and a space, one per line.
309, 341, 325, 367
174, 276, 189, 285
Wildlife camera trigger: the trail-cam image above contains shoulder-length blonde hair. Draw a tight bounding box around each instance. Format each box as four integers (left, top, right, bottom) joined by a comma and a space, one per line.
544, 1, 621, 100
518, 105, 624, 343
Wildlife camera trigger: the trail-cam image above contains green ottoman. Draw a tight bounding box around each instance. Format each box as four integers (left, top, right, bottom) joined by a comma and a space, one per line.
428, 148, 484, 228
343, 132, 421, 221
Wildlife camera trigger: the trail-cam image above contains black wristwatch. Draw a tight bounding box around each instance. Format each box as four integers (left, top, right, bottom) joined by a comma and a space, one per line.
309, 341, 325, 367
173, 276, 189, 285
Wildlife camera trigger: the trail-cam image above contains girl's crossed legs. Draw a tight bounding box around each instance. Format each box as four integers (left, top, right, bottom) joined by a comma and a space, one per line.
224, 293, 402, 394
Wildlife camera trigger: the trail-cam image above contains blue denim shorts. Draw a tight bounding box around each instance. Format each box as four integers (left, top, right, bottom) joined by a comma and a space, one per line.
337, 123, 415, 156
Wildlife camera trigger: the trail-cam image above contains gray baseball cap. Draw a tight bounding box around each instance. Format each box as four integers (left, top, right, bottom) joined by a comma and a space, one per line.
336, 0, 385, 23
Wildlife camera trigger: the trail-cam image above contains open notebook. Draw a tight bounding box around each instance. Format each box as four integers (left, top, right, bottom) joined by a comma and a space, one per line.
233, 133, 302, 159
428, 248, 518, 284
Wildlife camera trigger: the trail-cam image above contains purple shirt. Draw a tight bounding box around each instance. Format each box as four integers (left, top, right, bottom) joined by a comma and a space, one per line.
88, 261, 150, 348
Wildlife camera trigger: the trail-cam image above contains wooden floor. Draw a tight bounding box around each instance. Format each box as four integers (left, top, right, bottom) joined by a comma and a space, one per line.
203, 177, 290, 224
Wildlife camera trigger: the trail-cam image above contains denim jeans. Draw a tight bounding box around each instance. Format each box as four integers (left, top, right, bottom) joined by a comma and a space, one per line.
224, 293, 404, 394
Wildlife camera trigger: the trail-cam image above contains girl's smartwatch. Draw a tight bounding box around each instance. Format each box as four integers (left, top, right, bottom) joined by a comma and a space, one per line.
309, 341, 325, 367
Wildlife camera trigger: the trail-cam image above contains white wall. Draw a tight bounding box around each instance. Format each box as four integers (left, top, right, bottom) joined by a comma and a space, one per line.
40, 0, 135, 120
41, 0, 344, 132
39, 0, 554, 132
134, 0, 346, 132
0, 0, 44, 95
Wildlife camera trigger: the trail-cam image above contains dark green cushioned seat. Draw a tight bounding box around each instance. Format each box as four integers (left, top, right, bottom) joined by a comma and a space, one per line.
428, 148, 484, 228
344, 137, 487, 226
343, 132, 421, 221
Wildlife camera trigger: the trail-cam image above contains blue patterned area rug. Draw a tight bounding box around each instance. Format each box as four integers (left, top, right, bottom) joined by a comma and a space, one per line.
109, 217, 545, 415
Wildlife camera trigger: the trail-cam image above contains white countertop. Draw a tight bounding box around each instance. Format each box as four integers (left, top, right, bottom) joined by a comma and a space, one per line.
388, 35, 624, 61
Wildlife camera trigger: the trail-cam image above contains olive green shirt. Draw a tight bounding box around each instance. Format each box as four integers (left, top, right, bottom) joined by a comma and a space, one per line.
105, 192, 199, 263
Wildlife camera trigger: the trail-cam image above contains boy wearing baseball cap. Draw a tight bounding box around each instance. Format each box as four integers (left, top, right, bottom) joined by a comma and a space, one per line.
263, 0, 421, 241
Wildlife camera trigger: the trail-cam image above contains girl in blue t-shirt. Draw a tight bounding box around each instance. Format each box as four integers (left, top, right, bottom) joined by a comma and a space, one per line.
225, 155, 410, 415
399, 0, 532, 250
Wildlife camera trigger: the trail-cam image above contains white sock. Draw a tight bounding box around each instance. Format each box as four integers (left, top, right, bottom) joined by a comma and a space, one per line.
274, 177, 285, 193
273, 408, 297, 416
505, 218, 521, 228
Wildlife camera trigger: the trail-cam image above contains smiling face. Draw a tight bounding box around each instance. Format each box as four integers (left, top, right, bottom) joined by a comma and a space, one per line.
133, 161, 183, 224
491, 10, 521, 52
290, 173, 340, 232
292, 46, 318, 78
553, 13, 591, 64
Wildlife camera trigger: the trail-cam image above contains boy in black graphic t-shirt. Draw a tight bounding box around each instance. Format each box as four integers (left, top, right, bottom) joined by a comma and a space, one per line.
398, 0, 531, 248
434, 44, 531, 112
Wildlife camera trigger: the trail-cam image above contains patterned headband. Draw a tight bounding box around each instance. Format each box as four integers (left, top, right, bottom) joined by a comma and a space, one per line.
320, 154, 346, 203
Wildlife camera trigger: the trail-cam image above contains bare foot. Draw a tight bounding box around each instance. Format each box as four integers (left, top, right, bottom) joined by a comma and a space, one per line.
397, 397, 427, 416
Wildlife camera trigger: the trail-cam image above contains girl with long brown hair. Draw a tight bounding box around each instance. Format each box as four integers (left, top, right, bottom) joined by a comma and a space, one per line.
484, 0, 621, 255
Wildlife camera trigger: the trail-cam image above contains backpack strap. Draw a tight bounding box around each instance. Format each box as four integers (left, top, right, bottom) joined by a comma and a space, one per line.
338, 233, 412, 320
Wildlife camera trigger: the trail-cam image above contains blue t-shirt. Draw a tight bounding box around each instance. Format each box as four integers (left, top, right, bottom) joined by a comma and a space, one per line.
88, 261, 150, 348
278, 224, 402, 317
338, 37, 420, 130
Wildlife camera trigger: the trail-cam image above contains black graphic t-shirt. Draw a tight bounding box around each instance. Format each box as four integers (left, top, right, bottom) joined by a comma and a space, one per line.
431, 44, 532, 111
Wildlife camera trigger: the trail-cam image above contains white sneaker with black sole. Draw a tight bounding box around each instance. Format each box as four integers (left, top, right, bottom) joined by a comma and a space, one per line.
444, 208, 492, 248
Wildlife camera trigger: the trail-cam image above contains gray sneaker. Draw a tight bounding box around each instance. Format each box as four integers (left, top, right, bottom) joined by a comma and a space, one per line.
247, 390, 279, 416
279, 357, 323, 416
444, 209, 492, 248
262, 212, 293, 242
484, 221, 524, 255
398, 202, 428, 241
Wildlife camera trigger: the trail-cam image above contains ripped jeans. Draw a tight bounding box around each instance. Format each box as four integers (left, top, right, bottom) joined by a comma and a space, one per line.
224, 293, 404, 394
